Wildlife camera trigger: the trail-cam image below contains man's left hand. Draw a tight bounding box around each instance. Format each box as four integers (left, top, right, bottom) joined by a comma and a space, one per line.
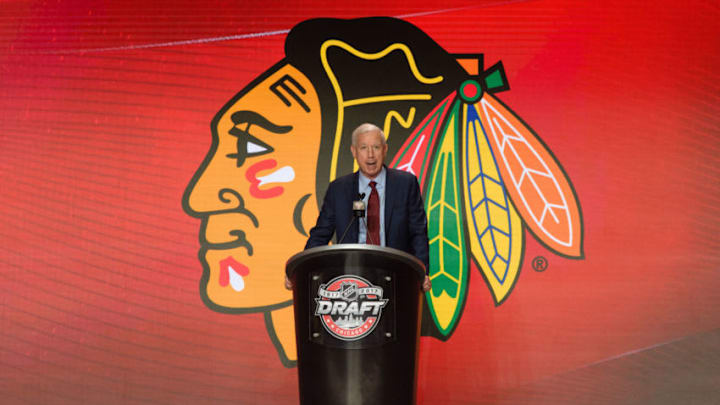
422, 275, 431, 292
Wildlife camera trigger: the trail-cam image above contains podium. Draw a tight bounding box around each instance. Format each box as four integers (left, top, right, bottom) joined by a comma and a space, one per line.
286, 244, 426, 405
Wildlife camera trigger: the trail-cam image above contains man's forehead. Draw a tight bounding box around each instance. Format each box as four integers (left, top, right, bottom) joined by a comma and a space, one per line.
357, 130, 383, 144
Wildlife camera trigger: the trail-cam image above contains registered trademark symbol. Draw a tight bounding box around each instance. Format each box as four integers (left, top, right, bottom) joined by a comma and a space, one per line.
532, 256, 548, 272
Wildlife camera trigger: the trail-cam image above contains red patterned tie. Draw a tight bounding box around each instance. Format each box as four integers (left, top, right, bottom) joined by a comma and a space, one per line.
366, 181, 380, 245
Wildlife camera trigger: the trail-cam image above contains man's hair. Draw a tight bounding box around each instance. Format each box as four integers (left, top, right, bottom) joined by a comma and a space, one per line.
351, 123, 386, 146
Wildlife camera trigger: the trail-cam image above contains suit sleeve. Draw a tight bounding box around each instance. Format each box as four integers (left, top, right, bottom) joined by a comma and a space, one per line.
407, 176, 430, 273
304, 182, 337, 249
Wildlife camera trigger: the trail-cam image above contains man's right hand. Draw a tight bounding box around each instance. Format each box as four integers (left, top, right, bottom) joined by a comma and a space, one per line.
284, 275, 293, 290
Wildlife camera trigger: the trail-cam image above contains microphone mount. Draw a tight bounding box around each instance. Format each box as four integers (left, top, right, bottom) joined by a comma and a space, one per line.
338, 194, 366, 244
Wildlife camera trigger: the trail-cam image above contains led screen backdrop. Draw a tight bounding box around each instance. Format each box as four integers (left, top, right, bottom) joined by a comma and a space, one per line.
1, 0, 719, 404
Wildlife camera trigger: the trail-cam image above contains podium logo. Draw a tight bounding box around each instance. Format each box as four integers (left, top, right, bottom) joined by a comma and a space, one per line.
315, 275, 389, 341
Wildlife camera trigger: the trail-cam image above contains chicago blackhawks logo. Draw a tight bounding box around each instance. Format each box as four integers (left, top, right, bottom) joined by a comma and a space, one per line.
315, 275, 389, 341
183, 16, 583, 367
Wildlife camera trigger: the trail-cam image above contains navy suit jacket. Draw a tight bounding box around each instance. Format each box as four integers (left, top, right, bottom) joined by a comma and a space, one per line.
305, 167, 430, 272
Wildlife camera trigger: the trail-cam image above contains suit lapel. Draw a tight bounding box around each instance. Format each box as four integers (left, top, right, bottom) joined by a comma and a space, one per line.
384, 167, 395, 237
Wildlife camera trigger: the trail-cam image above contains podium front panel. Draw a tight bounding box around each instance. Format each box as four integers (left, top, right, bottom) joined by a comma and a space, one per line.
307, 265, 397, 349
286, 245, 425, 405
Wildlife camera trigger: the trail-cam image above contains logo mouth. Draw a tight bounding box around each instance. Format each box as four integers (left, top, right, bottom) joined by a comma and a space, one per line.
246, 159, 295, 199
219, 256, 250, 292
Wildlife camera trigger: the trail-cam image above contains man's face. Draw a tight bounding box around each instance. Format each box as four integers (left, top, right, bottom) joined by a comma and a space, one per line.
184, 63, 321, 310
350, 130, 388, 179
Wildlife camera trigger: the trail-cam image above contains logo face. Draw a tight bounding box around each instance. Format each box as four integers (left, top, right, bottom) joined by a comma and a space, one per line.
315, 275, 389, 341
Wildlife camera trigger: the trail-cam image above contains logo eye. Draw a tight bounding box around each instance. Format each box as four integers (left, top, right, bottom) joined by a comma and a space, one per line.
245, 137, 273, 157
227, 128, 275, 167
225, 110, 290, 167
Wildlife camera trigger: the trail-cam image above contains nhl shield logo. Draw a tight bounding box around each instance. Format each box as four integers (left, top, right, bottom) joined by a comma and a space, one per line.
314, 275, 389, 341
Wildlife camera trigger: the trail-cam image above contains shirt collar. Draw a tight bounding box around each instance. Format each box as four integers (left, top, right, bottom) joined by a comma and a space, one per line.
358, 166, 386, 189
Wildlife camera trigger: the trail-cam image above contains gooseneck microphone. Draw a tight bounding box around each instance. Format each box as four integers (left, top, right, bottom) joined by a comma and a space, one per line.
363, 216, 376, 245
355, 192, 377, 245
338, 193, 366, 244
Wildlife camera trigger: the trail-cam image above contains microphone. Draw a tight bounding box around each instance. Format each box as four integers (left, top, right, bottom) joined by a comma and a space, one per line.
338, 195, 366, 244
357, 191, 377, 245
352, 199, 366, 218
354, 192, 376, 244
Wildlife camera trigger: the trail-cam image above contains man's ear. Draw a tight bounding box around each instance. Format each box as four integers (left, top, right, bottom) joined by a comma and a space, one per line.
350, 145, 357, 160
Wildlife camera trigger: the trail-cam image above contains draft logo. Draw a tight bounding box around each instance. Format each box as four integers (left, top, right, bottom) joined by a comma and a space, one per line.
182, 17, 584, 367
315, 275, 389, 341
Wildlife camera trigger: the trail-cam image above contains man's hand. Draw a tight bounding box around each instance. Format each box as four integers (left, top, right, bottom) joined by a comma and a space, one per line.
422, 275, 431, 292
284, 275, 293, 290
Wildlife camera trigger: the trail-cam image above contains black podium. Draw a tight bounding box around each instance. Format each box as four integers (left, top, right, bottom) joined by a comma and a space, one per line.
286, 244, 426, 405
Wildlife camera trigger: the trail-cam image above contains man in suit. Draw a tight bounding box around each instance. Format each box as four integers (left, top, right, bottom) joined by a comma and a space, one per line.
293, 123, 431, 291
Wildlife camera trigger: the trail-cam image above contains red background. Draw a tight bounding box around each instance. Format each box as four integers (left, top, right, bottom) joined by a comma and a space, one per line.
1, 0, 719, 404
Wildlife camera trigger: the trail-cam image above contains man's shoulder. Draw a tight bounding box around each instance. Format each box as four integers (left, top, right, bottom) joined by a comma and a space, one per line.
330, 171, 356, 186
386, 167, 418, 184
325, 171, 357, 195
